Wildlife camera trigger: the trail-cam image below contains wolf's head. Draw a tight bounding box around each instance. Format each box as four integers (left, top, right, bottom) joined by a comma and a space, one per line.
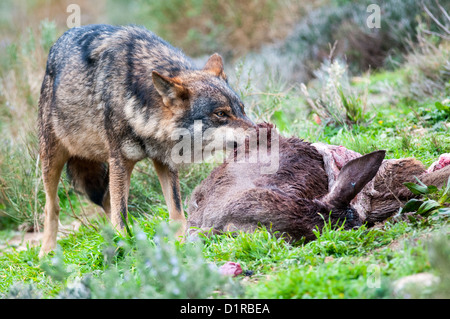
152, 53, 255, 162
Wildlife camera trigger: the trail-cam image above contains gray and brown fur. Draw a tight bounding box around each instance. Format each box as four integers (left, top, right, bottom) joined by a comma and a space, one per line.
38, 24, 253, 256
187, 123, 450, 242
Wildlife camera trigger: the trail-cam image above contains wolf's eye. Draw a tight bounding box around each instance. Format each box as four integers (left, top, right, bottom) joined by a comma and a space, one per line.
215, 111, 226, 117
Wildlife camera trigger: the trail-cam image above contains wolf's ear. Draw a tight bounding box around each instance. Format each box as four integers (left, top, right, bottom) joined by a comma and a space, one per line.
323, 150, 386, 208
152, 71, 190, 108
203, 53, 227, 81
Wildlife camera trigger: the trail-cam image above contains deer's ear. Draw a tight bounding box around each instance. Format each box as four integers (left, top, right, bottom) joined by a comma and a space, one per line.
152, 71, 190, 108
323, 150, 385, 208
203, 53, 227, 81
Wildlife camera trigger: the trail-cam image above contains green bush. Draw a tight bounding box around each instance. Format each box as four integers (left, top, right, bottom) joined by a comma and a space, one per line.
0, 137, 44, 231
3, 222, 243, 299
106, 0, 310, 59
241, 0, 450, 85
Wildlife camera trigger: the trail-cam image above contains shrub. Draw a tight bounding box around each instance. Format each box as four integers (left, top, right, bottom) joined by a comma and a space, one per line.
402, 22, 450, 99
6, 222, 243, 299
106, 0, 316, 59
239, 0, 449, 85
0, 20, 62, 229
0, 137, 43, 231
300, 58, 370, 128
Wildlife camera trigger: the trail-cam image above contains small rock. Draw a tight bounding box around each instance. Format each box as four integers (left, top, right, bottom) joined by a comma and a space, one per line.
393, 273, 439, 298
324, 256, 334, 263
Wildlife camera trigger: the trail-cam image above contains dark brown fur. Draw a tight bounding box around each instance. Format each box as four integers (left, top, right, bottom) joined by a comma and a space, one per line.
187, 124, 384, 242
187, 123, 450, 242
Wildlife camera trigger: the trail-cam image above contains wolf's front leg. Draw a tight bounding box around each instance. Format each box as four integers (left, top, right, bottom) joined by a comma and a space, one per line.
39, 147, 69, 258
152, 159, 187, 239
108, 154, 136, 231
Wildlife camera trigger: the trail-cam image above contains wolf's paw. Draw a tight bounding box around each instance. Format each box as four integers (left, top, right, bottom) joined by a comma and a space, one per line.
170, 219, 187, 242
38, 246, 55, 259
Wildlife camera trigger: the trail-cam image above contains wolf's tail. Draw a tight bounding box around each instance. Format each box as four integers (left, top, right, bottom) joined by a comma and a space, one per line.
66, 157, 109, 208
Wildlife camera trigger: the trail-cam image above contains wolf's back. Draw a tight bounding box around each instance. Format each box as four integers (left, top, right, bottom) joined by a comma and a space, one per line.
45, 25, 118, 78
46, 24, 193, 79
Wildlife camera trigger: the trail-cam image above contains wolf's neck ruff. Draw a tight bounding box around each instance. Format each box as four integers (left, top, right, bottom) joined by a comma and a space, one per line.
123, 95, 179, 148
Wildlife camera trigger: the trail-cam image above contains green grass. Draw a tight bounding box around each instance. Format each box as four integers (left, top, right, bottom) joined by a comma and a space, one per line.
2, 72, 449, 299
1, 2, 450, 300
245, 221, 447, 298
1, 213, 448, 298
1, 68, 449, 299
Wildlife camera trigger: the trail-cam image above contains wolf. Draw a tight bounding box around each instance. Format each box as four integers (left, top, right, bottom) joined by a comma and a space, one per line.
38, 24, 254, 257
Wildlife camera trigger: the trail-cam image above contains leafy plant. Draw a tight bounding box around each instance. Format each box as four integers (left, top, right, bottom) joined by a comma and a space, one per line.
435, 101, 450, 116
301, 58, 371, 128
338, 87, 367, 125
396, 176, 450, 224
3, 283, 42, 299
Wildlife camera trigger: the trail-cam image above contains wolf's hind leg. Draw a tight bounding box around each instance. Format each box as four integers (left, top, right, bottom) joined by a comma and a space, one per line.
39, 142, 69, 257
102, 188, 111, 219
